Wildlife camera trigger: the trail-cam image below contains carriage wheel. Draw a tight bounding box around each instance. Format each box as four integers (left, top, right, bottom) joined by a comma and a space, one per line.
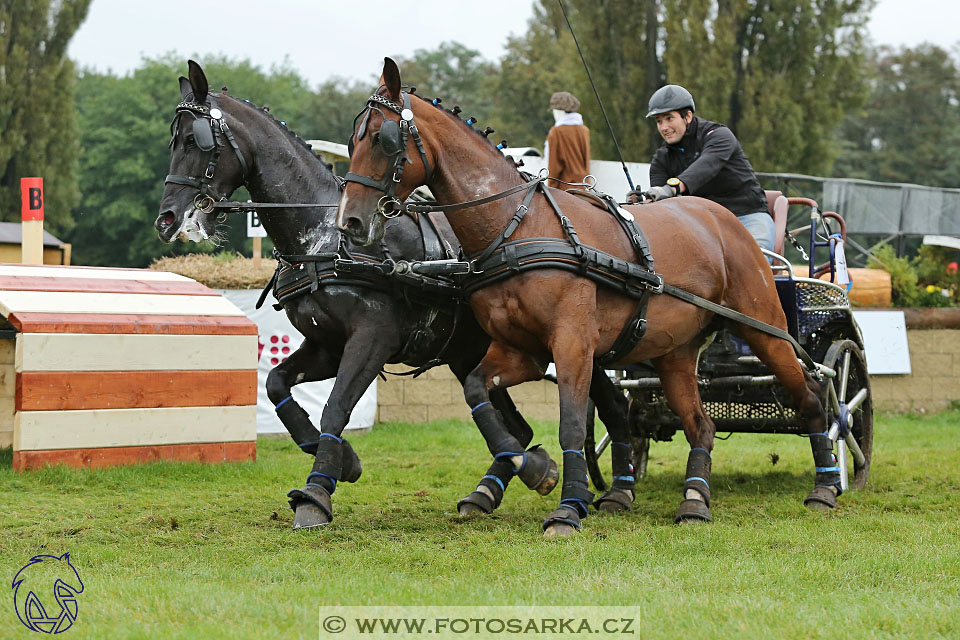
821, 339, 873, 490
584, 396, 649, 492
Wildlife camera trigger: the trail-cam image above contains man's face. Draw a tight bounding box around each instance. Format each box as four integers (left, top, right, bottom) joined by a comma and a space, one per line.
655, 111, 691, 144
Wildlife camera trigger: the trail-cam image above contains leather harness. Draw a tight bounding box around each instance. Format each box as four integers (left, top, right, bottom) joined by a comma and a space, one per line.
346, 90, 818, 371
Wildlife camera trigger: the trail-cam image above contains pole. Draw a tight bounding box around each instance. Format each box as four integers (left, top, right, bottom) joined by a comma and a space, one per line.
253, 236, 262, 269
557, 0, 635, 192
20, 177, 44, 265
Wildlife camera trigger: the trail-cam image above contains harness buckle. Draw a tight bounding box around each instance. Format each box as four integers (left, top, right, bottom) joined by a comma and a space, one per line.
651, 274, 665, 295
205, 165, 215, 179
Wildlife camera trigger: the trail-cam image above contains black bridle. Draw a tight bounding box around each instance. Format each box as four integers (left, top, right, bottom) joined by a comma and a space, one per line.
343, 91, 432, 218
165, 96, 249, 214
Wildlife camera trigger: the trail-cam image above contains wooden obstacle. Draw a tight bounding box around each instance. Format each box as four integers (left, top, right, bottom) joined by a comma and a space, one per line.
0, 264, 259, 471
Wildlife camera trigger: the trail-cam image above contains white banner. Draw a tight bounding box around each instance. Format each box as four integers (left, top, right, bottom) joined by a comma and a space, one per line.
218, 290, 376, 434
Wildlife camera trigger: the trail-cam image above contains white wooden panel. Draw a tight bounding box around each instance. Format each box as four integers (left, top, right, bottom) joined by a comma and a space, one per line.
0, 291, 244, 318
17, 333, 257, 372
0, 265, 191, 281
14, 405, 256, 451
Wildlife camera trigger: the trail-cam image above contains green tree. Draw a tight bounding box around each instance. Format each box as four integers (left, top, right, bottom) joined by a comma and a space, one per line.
835, 44, 960, 187
394, 41, 498, 119
493, 0, 873, 175
69, 54, 316, 267
0, 0, 91, 236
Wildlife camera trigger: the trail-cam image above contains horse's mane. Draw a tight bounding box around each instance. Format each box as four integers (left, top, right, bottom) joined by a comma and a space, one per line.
218, 93, 333, 171
408, 92, 524, 176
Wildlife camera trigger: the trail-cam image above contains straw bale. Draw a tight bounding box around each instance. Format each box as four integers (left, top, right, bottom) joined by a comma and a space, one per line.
149, 253, 276, 290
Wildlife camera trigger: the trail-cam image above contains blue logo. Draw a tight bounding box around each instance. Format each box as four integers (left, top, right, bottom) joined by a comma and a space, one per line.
12, 553, 84, 634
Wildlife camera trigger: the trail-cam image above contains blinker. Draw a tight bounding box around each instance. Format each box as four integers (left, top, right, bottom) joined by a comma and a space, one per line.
192, 117, 215, 151
378, 119, 402, 156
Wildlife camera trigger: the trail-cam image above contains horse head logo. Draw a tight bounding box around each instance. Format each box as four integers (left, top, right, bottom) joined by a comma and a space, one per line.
12, 553, 84, 634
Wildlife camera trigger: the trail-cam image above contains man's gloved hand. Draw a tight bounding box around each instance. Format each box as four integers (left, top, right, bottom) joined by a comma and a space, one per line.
625, 189, 645, 204
644, 185, 677, 202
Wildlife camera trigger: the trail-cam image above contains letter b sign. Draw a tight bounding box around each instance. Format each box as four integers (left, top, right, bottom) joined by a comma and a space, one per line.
21, 178, 44, 221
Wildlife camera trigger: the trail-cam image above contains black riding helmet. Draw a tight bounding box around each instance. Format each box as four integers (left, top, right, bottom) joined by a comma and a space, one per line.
645, 84, 696, 118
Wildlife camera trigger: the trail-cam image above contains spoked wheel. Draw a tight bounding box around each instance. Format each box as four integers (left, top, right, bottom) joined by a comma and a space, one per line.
585, 394, 649, 492
821, 339, 873, 490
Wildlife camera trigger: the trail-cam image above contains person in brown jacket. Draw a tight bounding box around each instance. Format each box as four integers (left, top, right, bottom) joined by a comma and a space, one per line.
545, 91, 590, 190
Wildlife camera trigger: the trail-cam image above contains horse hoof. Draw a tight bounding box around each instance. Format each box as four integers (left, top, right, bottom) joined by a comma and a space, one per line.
292, 502, 331, 529
594, 489, 634, 514
543, 522, 579, 538
674, 498, 713, 524
518, 446, 559, 496
803, 485, 838, 511
458, 502, 487, 517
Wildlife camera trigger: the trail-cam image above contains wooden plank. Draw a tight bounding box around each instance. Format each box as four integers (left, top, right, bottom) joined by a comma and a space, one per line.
0, 291, 244, 318
17, 333, 257, 372
15, 405, 257, 451
0, 341, 13, 366
0, 362, 13, 396
8, 313, 257, 335
12, 441, 256, 471
17, 370, 257, 411
0, 276, 219, 296
0, 396, 13, 448
0, 264, 192, 281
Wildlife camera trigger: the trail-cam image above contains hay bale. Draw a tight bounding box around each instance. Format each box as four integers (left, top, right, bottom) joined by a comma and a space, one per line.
149, 253, 276, 290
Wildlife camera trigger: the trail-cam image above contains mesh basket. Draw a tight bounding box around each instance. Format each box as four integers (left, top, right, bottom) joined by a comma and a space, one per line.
795, 279, 849, 335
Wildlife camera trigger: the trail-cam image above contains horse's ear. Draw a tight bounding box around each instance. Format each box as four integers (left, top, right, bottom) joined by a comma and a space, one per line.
178, 76, 192, 100
380, 57, 401, 103
187, 59, 208, 103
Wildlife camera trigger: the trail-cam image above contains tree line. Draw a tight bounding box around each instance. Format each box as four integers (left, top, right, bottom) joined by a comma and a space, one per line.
1, 0, 957, 267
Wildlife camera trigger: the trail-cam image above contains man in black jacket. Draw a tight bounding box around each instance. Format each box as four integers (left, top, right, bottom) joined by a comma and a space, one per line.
630, 85, 776, 254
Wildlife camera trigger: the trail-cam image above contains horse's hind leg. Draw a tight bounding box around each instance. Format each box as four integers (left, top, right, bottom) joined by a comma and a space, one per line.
288, 330, 401, 530
589, 363, 636, 514
738, 328, 835, 509
463, 343, 559, 512
266, 341, 338, 456
655, 345, 717, 524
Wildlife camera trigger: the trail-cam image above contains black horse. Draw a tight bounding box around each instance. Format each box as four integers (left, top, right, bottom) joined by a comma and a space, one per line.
155, 61, 629, 529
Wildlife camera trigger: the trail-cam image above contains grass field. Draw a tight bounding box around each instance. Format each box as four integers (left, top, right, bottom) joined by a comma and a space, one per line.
2, 410, 959, 639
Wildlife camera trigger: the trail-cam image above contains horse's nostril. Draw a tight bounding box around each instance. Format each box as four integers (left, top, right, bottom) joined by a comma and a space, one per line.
345, 217, 362, 232
157, 212, 175, 228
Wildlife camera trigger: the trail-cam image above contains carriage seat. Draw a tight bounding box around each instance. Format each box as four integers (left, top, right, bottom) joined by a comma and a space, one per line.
764, 190, 788, 255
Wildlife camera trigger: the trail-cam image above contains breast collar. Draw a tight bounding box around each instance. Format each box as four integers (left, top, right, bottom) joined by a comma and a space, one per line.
342, 91, 432, 218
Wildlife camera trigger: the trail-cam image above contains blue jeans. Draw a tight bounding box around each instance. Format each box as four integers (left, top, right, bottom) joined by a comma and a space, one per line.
737, 211, 776, 256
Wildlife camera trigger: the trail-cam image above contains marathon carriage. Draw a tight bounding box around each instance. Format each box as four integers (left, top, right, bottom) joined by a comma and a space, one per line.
585, 192, 873, 494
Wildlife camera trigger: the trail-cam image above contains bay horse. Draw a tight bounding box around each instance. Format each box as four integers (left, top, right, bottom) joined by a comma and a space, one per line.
155, 61, 629, 529
337, 58, 836, 537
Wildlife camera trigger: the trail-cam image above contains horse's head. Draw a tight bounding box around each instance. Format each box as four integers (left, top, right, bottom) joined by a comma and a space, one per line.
337, 57, 435, 246
156, 60, 250, 243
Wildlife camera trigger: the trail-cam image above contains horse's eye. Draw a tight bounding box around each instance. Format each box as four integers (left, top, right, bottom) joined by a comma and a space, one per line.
372, 132, 380, 147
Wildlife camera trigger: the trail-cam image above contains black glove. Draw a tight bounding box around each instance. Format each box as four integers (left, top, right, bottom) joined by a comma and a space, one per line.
625, 189, 644, 204
644, 185, 677, 202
